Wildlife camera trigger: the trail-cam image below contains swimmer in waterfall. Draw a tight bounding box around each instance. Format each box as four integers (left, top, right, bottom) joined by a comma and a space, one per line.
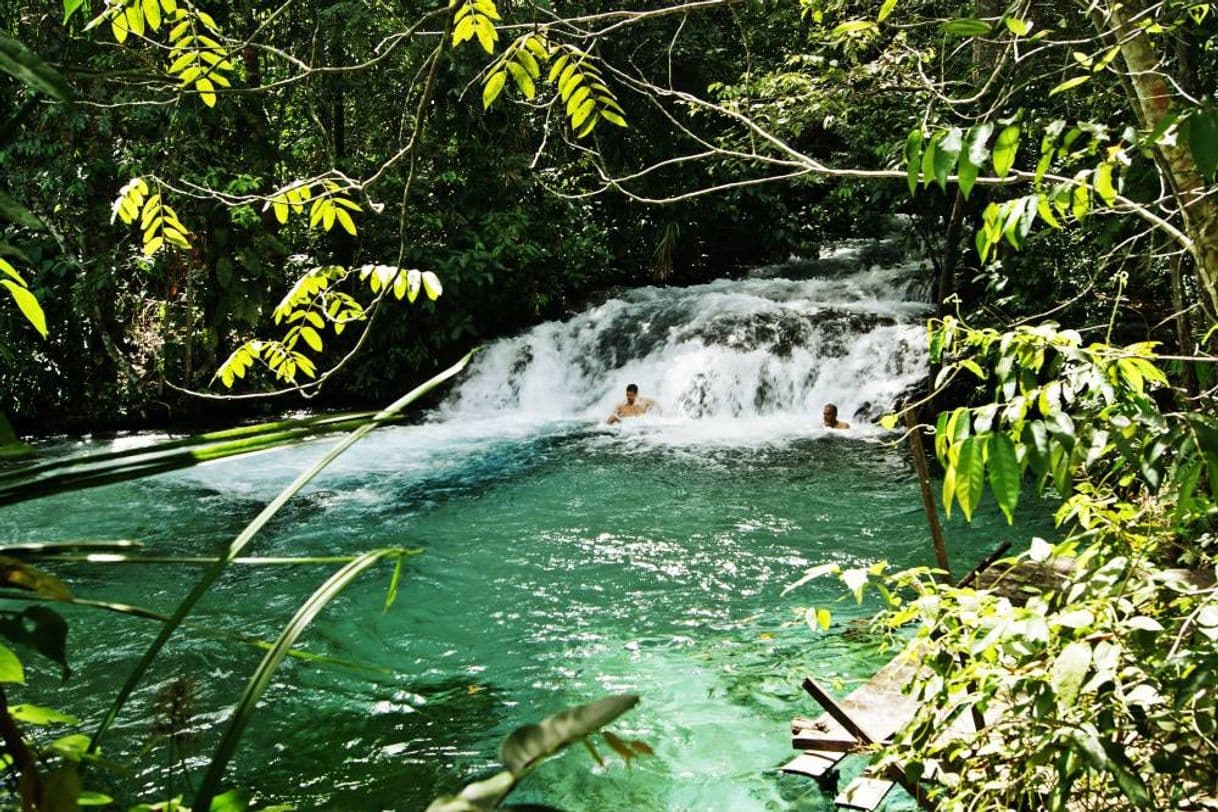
823, 403, 850, 430
607, 384, 660, 425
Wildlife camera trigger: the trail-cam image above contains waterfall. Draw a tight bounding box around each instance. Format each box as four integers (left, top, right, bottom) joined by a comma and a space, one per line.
440, 243, 932, 434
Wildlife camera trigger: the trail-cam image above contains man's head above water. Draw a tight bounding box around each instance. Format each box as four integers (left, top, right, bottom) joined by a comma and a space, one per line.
823, 403, 850, 430
625, 383, 639, 404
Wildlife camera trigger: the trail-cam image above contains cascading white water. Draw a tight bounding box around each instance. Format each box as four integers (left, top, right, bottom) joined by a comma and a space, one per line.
440, 245, 932, 438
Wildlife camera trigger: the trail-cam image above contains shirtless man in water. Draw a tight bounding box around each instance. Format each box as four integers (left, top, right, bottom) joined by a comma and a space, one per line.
606, 384, 659, 424
823, 403, 850, 429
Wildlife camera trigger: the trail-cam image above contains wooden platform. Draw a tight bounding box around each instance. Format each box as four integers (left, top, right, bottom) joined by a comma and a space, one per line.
781, 641, 928, 810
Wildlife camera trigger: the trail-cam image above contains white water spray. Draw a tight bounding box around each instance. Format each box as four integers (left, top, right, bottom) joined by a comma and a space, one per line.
440, 248, 931, 439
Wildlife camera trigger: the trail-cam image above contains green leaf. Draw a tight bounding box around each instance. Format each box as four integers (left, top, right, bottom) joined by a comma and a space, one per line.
421, 270, 443, 300
1004, 17, 1030, 36
299, 326, 323, 352
0, 32, 73, 101
1, 279, 48, 338
49, 734, 90, 761
63, 0, 86, 24
992, 125, 1020, 178
209, 789, 251, 812
987, 433, 1021, 523
877, 0, 897, 23
0, 190, 47, 231
956, 435, 985, 520
934, 126, 963, 191
1186, 108, 1218, 182
505, 60, 535, 100
1051, 640, 1091, 707
0, 643, 24, 684
482, 70, 507, 108
920, 132, 938, 189
904, 128, 923, 195
1049, 74, 1090, 96
1099, 736, 1153, 806
334, 208, 357, 236
941, 18, 990, 36
499, 695, 640, 775
77, 791, 115, 806
9, 704, 79, 725
958, 123, 992, 199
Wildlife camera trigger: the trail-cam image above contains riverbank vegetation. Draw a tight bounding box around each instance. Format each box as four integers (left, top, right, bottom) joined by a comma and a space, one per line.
3, 0, 1218, 808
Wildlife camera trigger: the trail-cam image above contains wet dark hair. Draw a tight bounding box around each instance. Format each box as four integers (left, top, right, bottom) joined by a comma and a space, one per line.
626, 384, 639, 393
824, 403, 838, 415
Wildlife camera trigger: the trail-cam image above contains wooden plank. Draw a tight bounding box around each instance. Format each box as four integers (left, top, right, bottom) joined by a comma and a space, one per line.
780, 750, 841, 779
792, 731, 861, 753
835, 775, 895, 811
796, 647, 924, 748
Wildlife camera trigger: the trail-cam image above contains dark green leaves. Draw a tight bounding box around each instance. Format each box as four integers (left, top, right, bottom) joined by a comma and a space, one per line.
1185, 107, 1218, 182
0, 32, 73, 101
0, 607, 71, 678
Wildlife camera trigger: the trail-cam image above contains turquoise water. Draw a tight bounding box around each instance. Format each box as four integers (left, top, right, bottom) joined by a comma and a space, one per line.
2, 421, 1036, 810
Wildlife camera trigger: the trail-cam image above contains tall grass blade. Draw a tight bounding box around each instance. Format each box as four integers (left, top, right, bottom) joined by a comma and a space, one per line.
0, 412, 409, 506
194, 548, 402, 809
89, 350, 477, 751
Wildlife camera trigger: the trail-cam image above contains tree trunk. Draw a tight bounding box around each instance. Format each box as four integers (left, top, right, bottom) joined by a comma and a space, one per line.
1103, 0, 1218, 324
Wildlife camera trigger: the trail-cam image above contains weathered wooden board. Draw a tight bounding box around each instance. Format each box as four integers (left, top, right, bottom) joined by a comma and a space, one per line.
835, 775, 895, 811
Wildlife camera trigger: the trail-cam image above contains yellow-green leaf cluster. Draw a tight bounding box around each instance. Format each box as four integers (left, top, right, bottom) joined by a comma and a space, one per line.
86, 0, 233, 108
166, 8, 233, 108
452, 0, 500, 54
265, 181, 361, 235
549, 47, 627, 138
215, 264, 442, 389
88, 0, 178, 43
358, 265, 443, 302
111, 178, 192, 256
482, 33, 549, 108
0, 257, 48, 338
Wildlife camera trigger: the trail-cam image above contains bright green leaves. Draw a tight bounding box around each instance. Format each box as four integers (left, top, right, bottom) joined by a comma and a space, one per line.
470, 27, 628, 137
452, 0, 501, 54
111, 177, 192, 257
991, 124, 1020, 178
166, 8, 233, 108
0, 256, 48, 338
930, 317, 1175, 526
87, 0, 231, 108
483, 33, 549, 108
933, 126, 962, 192
215, 265, 442, 388
941, 18, 990, 37
1051, 640, 1092, 707
550, 46, 627, 137
0, 643, 23, 684
905, 122, 1018, 193
957, 122, 993, 199
264, 180, 361, 235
